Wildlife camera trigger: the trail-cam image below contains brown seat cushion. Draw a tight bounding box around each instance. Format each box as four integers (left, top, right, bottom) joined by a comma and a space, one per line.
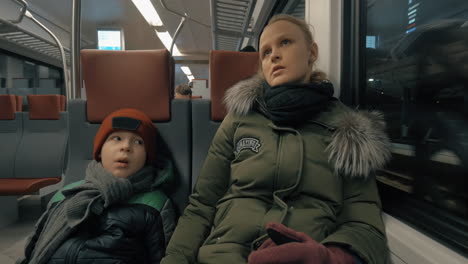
15, 96, 23, 112
27, 95, 61, 120
0, 178, 61, 195
210, 50, 259, 121
0, 95, 16, 120
81, 49, 172, 122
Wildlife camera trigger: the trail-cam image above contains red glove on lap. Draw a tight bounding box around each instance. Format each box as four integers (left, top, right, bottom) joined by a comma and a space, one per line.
248, 222, 357, 264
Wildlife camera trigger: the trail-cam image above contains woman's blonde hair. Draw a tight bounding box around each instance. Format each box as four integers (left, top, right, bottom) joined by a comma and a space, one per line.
258, 14, 327, 83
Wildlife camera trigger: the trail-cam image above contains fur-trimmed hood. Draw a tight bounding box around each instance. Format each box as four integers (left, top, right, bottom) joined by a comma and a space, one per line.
223, 74, 391, 178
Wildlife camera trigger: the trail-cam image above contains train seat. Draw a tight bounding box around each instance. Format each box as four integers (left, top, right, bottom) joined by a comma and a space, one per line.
0, 95, 64, 228
191, 50, 258, 189
0, 95, 22, 181
15, 95, 23, 111
9, 95, 66, 195
65, 49, 191, 215
6, 87, 36, 108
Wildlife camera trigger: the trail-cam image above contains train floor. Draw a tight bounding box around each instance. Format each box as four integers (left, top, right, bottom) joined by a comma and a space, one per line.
0, 195, 44, 264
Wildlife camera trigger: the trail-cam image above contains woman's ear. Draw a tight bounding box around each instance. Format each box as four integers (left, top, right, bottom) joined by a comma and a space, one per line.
309, 43, 319, 64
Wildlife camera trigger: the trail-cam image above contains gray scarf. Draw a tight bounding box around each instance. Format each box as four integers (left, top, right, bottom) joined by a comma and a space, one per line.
21, 160, 155, 264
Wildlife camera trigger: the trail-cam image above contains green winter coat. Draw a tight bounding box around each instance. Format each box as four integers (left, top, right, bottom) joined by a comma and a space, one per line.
162, 75, 391, 264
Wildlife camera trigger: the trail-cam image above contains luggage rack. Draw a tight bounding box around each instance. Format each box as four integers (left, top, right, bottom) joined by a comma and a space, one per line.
0, 18, 70, 65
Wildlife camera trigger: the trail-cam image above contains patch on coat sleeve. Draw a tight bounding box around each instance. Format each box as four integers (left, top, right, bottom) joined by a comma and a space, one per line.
234, 137, 261, 157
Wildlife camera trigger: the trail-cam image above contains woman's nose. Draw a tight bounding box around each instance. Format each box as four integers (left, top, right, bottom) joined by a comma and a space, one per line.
270, 49, 281, 62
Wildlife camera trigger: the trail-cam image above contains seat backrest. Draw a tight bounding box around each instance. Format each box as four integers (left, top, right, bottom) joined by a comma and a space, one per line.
191, 51, 259, 188
0, 95, 22, 179
15, 95, 23, 111
67, 49, 190, 215
7, 88, 36, 109
210, 50, 259, 121
14, 95, 68, 180
81, 50, 172, 122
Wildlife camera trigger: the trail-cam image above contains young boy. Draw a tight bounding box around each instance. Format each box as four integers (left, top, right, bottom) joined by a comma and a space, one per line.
19, 108, 176, 264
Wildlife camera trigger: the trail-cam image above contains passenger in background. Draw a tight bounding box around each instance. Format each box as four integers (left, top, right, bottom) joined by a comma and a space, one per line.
19, 108, 176, 264
162, 14, 390, 264
240, 45, 257, 52
175, 84, 192, 99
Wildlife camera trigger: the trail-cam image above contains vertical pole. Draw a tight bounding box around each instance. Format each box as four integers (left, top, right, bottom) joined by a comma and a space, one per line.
71, 0, 81, 99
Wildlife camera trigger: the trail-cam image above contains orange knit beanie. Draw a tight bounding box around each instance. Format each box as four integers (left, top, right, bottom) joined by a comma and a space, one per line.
93, 108, 157, 165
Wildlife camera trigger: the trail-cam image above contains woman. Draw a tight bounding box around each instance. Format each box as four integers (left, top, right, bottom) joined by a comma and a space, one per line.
162, 14, 390, 264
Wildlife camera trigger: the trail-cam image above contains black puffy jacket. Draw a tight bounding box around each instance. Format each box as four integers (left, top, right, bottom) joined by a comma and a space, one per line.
47, 203, 165, 264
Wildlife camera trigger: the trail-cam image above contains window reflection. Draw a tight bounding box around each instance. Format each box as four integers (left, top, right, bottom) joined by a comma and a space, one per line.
365, 0, 467, 253
0, 51, 63, 103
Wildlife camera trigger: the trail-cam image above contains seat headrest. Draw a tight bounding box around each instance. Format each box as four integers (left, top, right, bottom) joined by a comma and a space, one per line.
28, 95, 62, 120
81, 49, 173, 122
210, 50, 259, 121
0, 95, 17, 120
15, 96, 23, 112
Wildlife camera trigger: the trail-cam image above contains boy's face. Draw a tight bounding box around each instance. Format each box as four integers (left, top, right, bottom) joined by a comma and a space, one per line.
100, 131, 146, 178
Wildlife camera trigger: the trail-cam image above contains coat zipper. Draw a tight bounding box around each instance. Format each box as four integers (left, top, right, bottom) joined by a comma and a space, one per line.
273, 135, 283, 192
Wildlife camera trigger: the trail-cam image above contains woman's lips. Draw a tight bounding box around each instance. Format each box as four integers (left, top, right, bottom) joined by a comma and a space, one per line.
272, 67, 284, 76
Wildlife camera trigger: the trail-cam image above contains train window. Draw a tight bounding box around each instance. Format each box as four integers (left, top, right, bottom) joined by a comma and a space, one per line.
0, 50, 63, 97
271, 0, 305, 19
361, 0, 468, 256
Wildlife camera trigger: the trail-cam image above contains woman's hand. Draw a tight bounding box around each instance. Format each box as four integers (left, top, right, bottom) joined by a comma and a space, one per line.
248, 222, 356, 264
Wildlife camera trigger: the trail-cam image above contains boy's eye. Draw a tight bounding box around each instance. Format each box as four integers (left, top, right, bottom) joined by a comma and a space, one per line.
135, 139, 144, 145
262, 49, 271, 58
112, 136, 122, 141
281, 39, 291, 46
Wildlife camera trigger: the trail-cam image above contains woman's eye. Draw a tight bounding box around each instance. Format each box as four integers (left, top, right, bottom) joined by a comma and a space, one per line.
263, 49, 271, 57
281, 39, 291, 46
112, 136, 122, 141
135, 139, 144, 145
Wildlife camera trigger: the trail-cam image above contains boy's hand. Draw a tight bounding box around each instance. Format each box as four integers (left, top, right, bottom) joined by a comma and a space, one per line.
248, 222, 356, 264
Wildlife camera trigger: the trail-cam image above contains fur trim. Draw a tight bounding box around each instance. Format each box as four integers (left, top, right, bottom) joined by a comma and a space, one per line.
326, 110, 391, 179
223, 75, 391, 179
224, 74, 264, 116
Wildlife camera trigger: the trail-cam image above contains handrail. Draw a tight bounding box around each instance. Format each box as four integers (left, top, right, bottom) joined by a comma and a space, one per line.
25, 11, 71, 100
71, 0, 81, 99
8, 0, 71, 100
159, 0, 210, 56
9, 0, 28, 24
160, 0, 211, 28
170, 16, 186, 55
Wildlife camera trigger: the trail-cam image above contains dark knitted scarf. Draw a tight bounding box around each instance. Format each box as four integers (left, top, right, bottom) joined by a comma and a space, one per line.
21, 160, 155, 264
262, 80, 334, 126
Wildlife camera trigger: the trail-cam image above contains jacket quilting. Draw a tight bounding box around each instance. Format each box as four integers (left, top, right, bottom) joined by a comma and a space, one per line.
163, 75, 391, 264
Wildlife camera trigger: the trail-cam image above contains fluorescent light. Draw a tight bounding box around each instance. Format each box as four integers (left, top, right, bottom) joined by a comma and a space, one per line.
156, 31, 182, 56
187, 75, 195, 81
181, 66, 192, 75
132, 0, 163, 27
